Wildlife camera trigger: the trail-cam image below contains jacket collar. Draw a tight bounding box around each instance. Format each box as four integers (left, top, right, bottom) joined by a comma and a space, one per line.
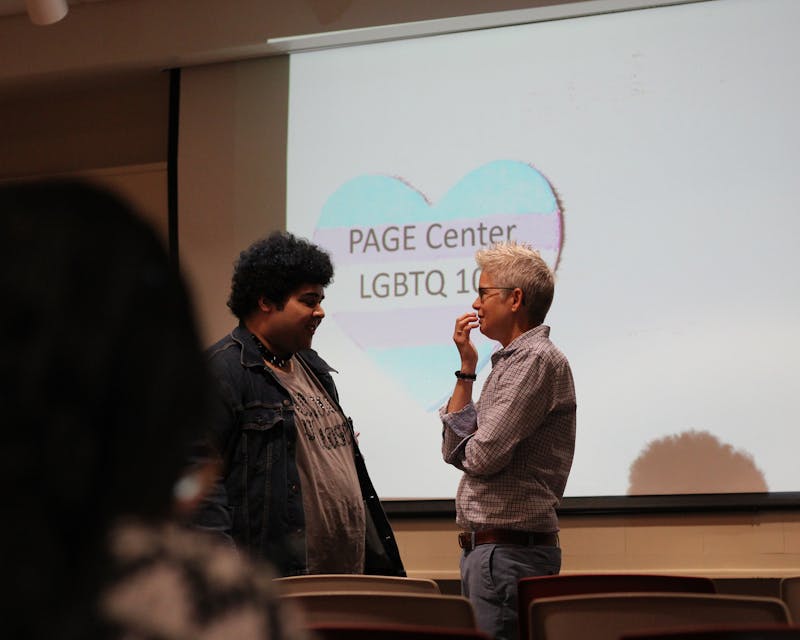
231, 323, 336, 375
232, 324, 267, 368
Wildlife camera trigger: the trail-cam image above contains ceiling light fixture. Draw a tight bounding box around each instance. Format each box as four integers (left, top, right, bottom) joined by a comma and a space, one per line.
25, 0, 69, 25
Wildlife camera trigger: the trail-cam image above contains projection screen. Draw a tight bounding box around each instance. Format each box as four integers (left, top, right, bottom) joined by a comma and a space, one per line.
284, 0, 800, 501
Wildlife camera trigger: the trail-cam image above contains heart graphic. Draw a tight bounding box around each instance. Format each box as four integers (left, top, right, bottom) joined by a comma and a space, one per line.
312, 160, 563, 410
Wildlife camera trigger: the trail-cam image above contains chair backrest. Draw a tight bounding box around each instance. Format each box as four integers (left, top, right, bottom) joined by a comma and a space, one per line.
781, 577, 800, 623
528, 593, 790, 640
285, 591, 476, 629
621, 625, 800, 640
309, 622, 492, 639
275, 574, 441, 595
518, 573, 716, 640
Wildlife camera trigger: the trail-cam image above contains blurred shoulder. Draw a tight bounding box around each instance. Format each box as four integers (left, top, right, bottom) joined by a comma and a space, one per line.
100, 520, 308, 640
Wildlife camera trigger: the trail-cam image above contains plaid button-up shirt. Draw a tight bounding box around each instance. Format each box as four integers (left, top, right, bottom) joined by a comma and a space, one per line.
440, 325, 576, 532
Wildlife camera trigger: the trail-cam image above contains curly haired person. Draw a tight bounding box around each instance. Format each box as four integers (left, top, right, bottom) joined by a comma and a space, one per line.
193, 232, 405, 577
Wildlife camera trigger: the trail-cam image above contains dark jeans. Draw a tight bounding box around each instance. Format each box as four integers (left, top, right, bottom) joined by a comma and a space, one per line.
461, 543, 561, 640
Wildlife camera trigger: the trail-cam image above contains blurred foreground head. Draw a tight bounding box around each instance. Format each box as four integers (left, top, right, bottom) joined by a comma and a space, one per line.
0, 180, 210, 634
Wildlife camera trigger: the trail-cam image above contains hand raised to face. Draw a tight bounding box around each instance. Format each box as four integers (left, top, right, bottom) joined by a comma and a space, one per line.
452, 311, 480, 373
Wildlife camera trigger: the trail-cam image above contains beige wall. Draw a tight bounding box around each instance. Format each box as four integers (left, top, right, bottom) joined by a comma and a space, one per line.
83, 164, 169, 241
0, 72, 169, 180
177, 56, 289, 344
392, 512, 800, 581
0, 70, 170, 240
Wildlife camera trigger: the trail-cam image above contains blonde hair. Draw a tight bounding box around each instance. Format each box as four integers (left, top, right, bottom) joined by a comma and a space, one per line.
475, 241, 555, 325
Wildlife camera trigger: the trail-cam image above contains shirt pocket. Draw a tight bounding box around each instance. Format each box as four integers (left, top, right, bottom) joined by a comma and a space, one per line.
236, 404, 285, 471
240, 404, 284, 432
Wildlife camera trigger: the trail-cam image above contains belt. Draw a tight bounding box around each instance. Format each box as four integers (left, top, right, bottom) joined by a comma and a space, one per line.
458, 528, 559, 551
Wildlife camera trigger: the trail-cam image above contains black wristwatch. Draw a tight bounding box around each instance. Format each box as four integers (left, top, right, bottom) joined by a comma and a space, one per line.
454, 370, 477, 381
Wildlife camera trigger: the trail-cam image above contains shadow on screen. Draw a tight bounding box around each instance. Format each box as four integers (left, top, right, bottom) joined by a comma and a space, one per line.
628, 430, 767, 495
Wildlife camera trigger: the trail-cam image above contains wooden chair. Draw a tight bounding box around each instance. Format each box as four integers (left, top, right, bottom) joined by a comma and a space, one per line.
275, 573, 440, 595
518, 573, 716, 640
285, 591, 476, 629
621, 625, 800, 639
528, 592, 790, 640
781, 577, 800, 623
309, 622, 492, 639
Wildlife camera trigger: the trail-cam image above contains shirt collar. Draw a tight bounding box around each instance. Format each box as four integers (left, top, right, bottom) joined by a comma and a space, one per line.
491, 324, 550, 365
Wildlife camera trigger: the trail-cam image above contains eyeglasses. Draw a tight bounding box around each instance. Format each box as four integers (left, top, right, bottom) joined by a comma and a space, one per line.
477, 287, 516, 302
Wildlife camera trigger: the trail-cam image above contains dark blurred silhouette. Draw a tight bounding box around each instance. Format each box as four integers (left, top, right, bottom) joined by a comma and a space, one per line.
0, 180, 304, 639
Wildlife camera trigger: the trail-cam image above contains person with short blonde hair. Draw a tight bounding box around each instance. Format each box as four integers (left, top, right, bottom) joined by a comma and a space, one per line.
440, 241, 576, 640
475, 242, 555, 326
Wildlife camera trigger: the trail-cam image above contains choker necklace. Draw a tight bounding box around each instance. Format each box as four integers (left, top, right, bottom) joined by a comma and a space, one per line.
251, 335, 292, 368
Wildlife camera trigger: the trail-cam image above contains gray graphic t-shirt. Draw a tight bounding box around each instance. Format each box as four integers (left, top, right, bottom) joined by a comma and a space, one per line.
273, 359, 366, 573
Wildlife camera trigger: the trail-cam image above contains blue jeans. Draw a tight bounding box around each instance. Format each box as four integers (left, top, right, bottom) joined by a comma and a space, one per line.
461, 543, 561, 640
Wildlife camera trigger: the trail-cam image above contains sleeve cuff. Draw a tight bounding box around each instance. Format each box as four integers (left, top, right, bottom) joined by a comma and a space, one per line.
439, 401, 478, 438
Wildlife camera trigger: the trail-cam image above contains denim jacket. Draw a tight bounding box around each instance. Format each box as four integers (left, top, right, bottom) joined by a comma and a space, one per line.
194, 324, 405, 577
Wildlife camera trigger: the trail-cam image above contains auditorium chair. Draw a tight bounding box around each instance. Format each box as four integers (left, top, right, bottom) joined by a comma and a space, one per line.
275, 573, 440, 595
517, 573, 716, 640
309, 622, 492, 640
528, 592, 790, 640
284, 591, 476, 629
621, 624, 800, 639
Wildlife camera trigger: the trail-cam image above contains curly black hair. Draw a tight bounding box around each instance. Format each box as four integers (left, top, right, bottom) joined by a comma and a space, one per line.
227, 231, 334, 319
